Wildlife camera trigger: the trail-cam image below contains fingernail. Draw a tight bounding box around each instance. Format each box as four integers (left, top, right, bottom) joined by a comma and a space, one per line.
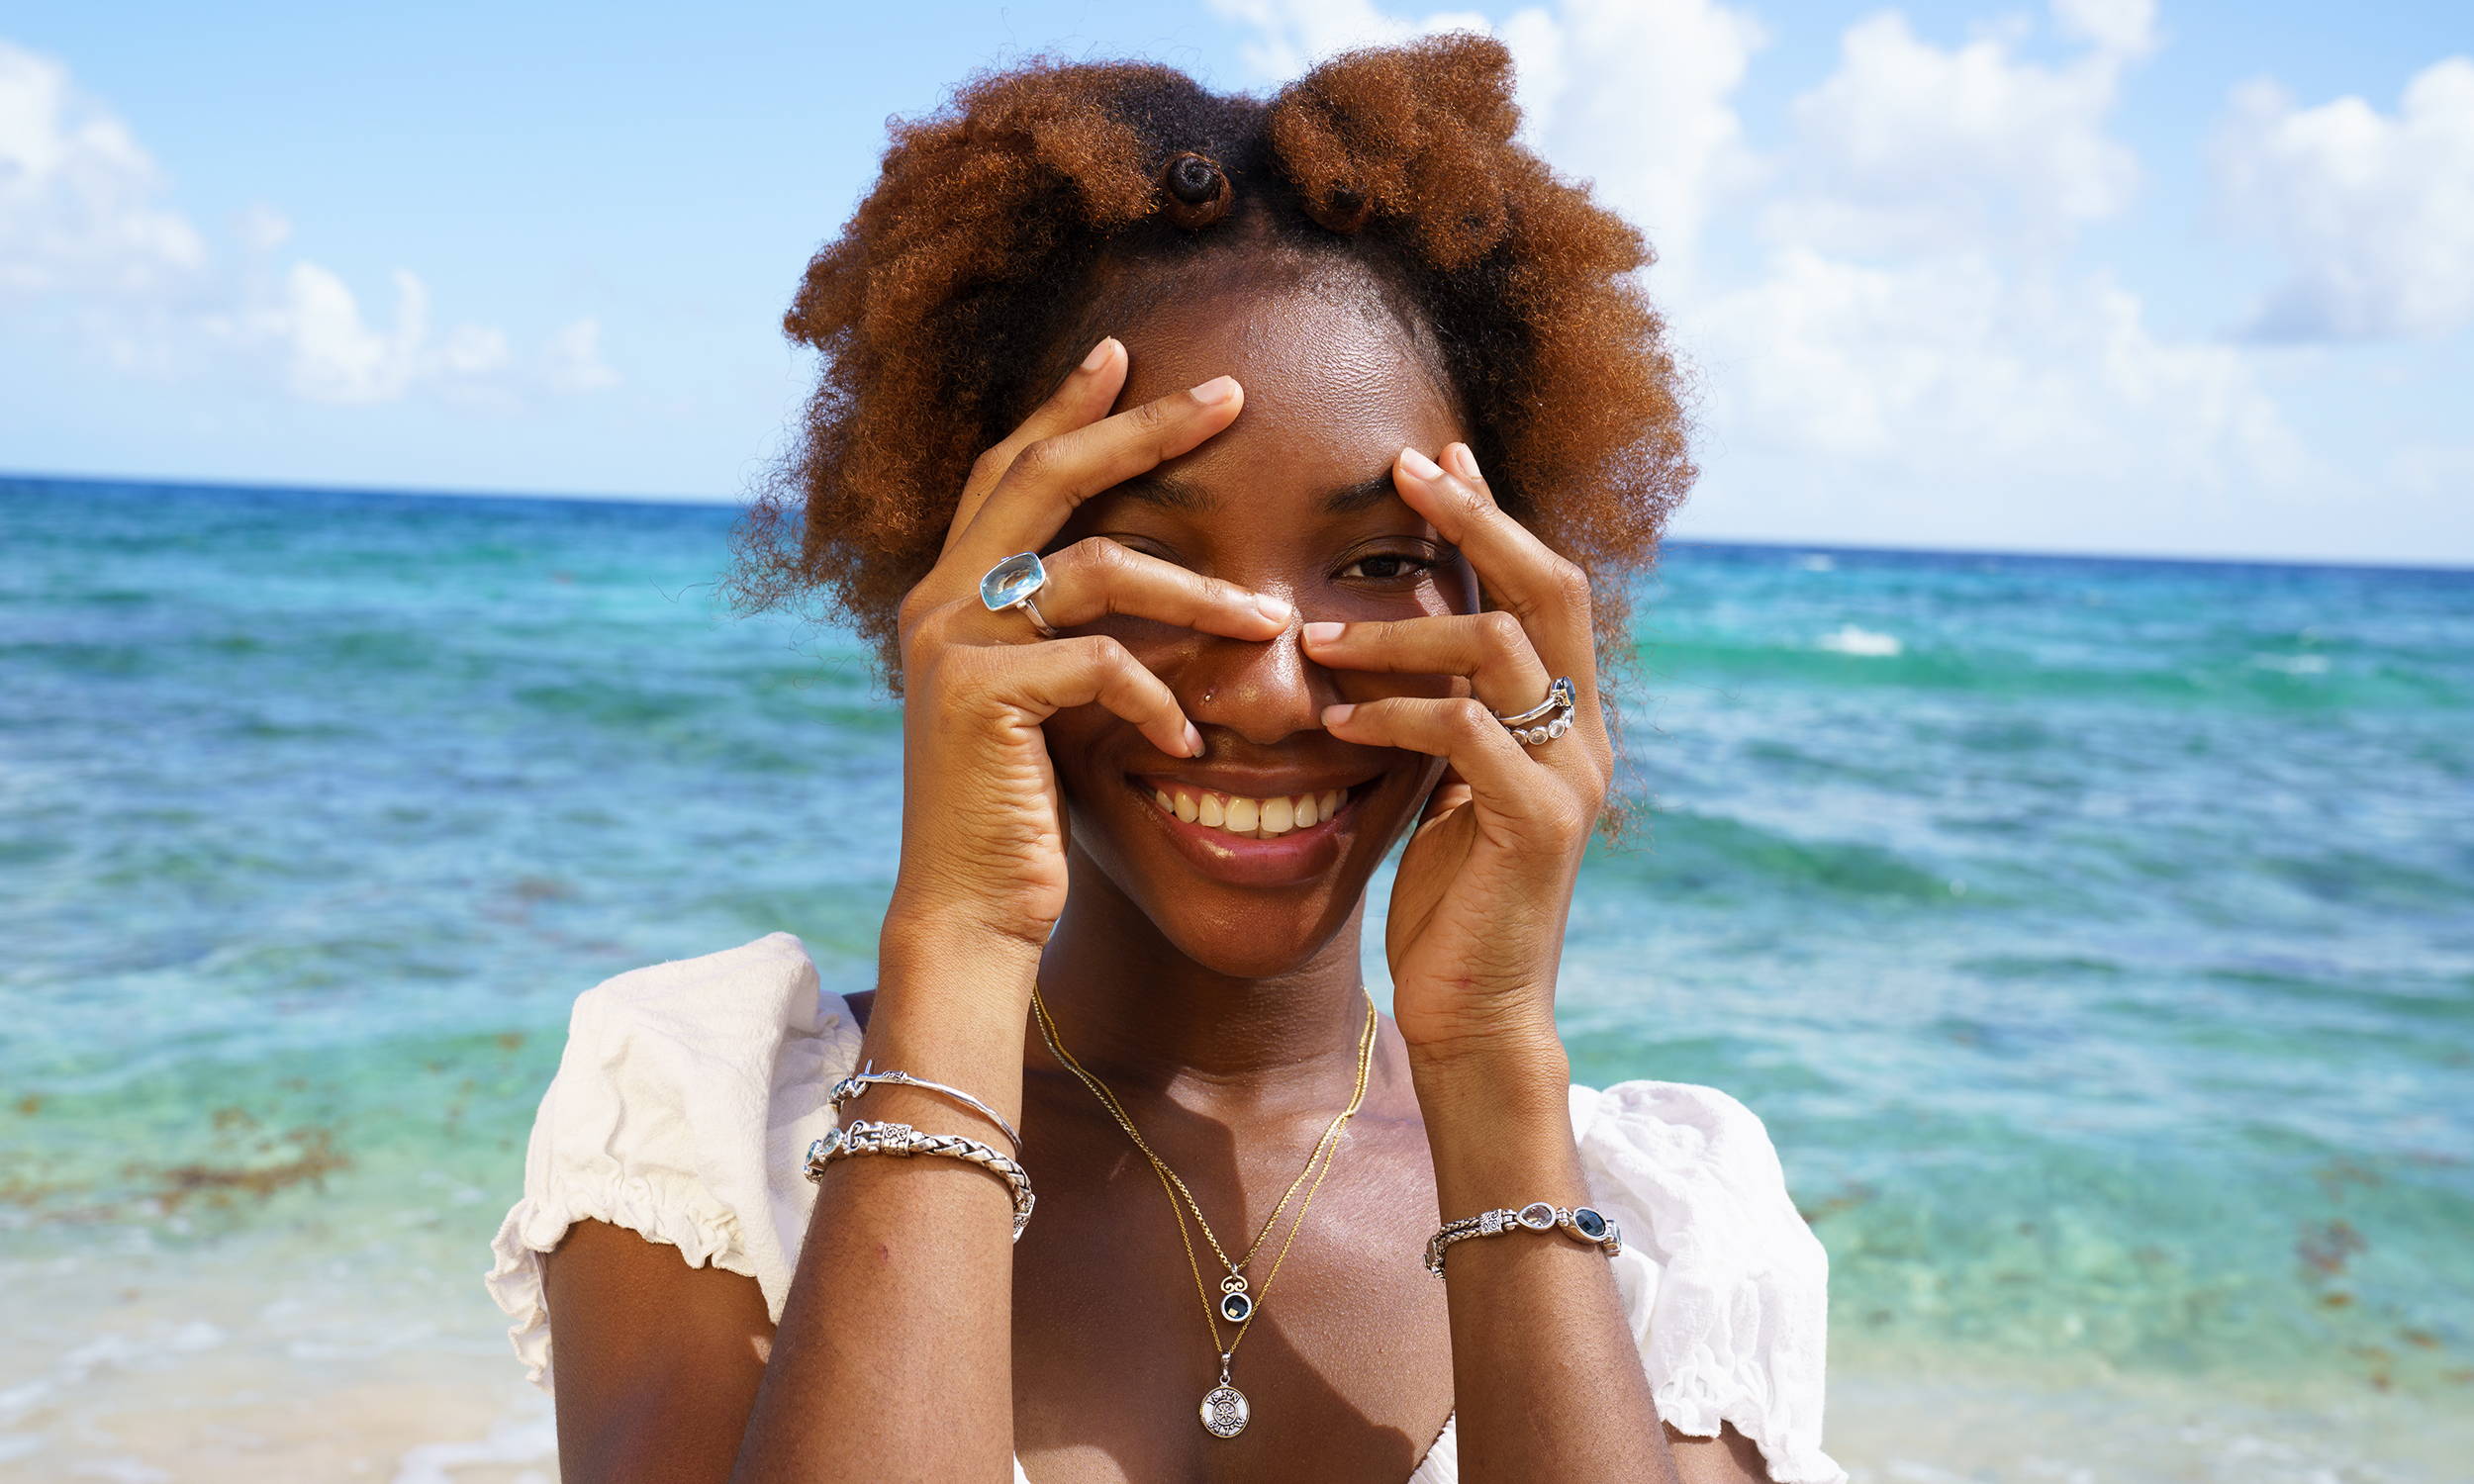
1191, 375, 1240, 407
1322, 702, 1355, 726
1080, 336, 1115, 371
1398, 445, 1442, 480
1445, 442, 1480, 480
1184, 721, 1204, 757
1301, 620, 1343, 644
1254, 593, 1294, 624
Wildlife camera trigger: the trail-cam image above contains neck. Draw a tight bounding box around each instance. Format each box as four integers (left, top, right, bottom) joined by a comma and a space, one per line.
1032, 849, 1377, 1113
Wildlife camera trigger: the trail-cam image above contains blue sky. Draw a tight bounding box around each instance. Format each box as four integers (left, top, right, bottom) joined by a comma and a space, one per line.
4, 0, 2468, 564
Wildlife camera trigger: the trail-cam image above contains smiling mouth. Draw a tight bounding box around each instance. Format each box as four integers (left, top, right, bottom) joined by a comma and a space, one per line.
1128, 779, 1370, 841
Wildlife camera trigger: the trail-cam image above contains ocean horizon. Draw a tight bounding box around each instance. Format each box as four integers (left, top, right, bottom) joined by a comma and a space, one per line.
15, 468, 2473, 579
4, 472, 2469, 1482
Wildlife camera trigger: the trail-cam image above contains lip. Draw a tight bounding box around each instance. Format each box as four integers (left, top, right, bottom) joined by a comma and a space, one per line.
1122, 774, 1375, 888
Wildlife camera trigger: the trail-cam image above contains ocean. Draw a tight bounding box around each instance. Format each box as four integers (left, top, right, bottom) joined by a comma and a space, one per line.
4, 474, 2469, 1482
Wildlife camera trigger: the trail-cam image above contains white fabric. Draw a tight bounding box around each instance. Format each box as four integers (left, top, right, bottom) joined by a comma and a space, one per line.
485, 932, 1848, 1484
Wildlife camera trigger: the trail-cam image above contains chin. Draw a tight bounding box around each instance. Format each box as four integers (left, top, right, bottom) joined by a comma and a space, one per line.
1059, 755, 1442, 976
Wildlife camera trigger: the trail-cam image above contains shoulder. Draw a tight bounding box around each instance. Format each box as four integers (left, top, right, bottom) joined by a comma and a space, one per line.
484, 933, 868, 1390
1568, 1078, 1847, 1484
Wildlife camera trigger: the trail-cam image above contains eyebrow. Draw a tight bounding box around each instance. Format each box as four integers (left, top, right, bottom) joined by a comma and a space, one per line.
1110, 471, 1402, 516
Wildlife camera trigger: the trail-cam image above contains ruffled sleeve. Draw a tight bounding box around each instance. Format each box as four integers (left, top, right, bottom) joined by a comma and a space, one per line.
481, 931, 865, 1391
1573, 1079, 1846, 1484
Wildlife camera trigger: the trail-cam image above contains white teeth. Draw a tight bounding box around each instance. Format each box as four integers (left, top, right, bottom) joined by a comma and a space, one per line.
1149, 785, 1351, 839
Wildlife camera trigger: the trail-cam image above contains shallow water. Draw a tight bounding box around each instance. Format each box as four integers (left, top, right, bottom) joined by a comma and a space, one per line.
4, 475, 2469, 1480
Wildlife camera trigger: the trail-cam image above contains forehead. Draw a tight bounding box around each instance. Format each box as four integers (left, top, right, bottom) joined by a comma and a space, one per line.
1106, 274, 1466, 508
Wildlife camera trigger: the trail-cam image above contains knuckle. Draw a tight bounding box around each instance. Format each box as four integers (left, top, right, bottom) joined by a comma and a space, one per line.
1008, 435, 1063, 483
1067, 535, 1129, 574
968, 443, 1012, 488
1449, 697, 1498, 742
1475, 608, 1528, 659
901, 593, 958, 646
1548, 557, 1592, 605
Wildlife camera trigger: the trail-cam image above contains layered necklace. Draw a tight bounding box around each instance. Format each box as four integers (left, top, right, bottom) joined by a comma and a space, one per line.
1029, 983, 1379, 1440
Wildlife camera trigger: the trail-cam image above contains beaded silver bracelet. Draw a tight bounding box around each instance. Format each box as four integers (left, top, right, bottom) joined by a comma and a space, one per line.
1425, 1201, 1621, 1277
828, 1061, 1024, 1154
805, 1119, 1036, 1242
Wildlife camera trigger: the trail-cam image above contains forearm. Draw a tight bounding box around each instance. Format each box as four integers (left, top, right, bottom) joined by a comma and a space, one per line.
1411, 1033, 1680, 1484
730, 920, 1036, 1484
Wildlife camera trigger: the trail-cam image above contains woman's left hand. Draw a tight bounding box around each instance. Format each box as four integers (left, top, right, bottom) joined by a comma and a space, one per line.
1301, 441, 1612, 1066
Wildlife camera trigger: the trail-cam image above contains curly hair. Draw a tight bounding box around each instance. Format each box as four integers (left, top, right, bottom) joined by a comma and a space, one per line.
727, 33, 1693, 798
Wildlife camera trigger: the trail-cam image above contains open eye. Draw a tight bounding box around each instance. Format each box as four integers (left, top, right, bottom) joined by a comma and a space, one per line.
1338, 550, 1439, 583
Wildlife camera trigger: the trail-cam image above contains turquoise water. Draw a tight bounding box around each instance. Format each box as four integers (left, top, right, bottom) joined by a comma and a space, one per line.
4, 475, 2471, 1475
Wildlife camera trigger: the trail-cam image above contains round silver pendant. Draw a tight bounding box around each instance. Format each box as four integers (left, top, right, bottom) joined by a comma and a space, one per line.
1218, 1289, 1254, 1324
1200, 1384, 1250, 1438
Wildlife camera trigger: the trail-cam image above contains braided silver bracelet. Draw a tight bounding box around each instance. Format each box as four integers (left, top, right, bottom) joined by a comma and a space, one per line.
805, 1119, 1036, 1242
1425, 1200, 1621, 1277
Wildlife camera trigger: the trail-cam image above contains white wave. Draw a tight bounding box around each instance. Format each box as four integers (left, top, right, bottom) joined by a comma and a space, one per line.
2251, 653, 2331, 675
1796, 552, 1836, 571
1818, 623, 1903, 658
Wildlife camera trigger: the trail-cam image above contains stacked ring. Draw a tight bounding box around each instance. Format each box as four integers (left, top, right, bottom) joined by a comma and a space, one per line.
980, 550, 1061, 638
1493, 676, 1575, 746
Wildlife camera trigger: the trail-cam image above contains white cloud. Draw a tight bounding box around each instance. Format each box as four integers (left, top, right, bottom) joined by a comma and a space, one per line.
1769, 7, 2141, 255
234, 202, 292, 253
543, 317, 619, 393
0, 39, 205, 295
1214, 0, 2363, 559
2050, 0, 2156, 59
0, 35, 612, 404
2216, 56, 2474, 341
1690, 250, 2308, 546
1209, 0, 1762, 280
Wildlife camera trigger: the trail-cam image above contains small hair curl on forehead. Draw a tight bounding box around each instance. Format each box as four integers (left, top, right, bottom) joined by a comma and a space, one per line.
725, 34, 1694, 830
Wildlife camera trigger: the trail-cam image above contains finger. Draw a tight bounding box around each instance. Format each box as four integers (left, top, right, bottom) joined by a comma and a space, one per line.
942, 336, 1129, 559
972, 537, 1293, 644
1318, 696, 1576, 831
1298, 610, 1551, 716
945, 375, 1245, 575
977, 632, 1203, 760
1390, 443, 1595, 689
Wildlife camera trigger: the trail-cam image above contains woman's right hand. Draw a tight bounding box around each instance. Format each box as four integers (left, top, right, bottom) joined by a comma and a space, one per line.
879, 337, 1292, 975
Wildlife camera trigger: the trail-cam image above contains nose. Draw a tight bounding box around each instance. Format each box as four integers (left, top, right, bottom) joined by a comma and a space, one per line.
1178, 612, 1339, 747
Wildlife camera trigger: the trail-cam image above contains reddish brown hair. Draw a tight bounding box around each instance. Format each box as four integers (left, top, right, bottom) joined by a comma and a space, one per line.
728, 34, 1693, 795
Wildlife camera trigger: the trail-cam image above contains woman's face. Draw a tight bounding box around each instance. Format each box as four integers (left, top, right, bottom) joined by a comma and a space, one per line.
1042, 275, 1477, 977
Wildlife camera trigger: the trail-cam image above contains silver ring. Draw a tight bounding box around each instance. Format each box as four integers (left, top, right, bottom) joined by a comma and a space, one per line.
979, 550, 1061, 638
1493, 675, 1574, 746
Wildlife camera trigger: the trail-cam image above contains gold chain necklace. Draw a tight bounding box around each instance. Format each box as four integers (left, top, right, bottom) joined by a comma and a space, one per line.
1029, 984, 1378, 1439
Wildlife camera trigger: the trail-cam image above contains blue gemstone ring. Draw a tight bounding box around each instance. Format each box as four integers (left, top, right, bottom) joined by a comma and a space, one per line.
979, 550, 1061, 638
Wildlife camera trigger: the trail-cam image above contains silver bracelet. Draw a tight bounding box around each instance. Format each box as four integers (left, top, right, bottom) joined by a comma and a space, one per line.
829, 1061, 1023, 1154
1425, 1200, 1621, 1277
805, 1119, 1036, 1242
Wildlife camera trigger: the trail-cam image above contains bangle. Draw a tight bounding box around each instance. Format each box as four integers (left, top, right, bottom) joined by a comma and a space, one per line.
1425, 1200, 1621, 1277
805, 1119, 1036, 1242
829, 1061, 1023, 1154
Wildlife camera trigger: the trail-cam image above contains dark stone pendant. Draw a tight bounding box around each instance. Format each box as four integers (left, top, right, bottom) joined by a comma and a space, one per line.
1218, 1289, 1254, 1324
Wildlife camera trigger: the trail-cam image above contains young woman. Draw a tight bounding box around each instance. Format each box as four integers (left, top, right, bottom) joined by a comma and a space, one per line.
486, 35, 1844, 1484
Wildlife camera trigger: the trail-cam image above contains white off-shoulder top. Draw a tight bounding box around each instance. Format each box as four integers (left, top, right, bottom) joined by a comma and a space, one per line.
484, 932, 1848, 1484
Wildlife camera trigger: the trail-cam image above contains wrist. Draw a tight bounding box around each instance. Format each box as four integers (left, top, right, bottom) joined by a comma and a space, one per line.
1408, 1030, 1583, 1209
